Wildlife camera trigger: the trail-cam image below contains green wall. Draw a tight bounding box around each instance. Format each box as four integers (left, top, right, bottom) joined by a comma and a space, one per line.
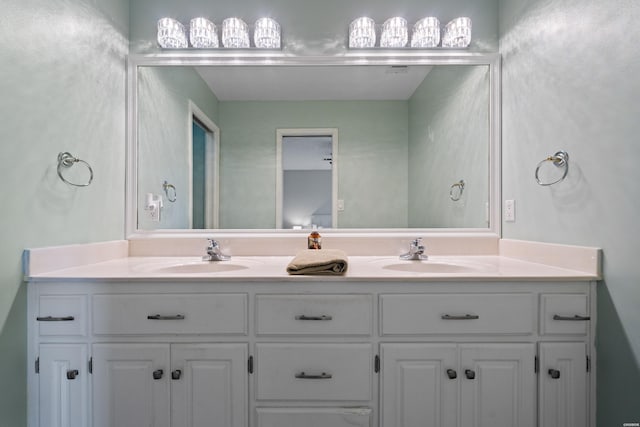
0, 0, 129, 425
218, 100, 409, 228
499, 0, 640, 423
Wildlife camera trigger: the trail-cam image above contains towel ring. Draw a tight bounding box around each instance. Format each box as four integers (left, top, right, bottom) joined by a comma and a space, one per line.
57, 152, 93, 187
535, 151, 569, 186
450, 180, 465, 201
163, 180, 177, 202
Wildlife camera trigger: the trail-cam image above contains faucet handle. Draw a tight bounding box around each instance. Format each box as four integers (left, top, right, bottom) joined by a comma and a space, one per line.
206, 238, 219, 248
411, 237, 423, 246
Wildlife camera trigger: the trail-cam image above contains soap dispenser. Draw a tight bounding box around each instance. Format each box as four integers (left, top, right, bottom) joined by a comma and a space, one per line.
308, 226, 322, 249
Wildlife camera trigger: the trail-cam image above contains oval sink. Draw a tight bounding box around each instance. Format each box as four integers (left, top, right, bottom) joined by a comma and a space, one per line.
156, 262, 249, 274
382, 262, 478, 273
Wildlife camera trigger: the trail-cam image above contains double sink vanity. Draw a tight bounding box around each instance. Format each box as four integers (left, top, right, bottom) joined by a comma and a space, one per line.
25, 236, 600, 427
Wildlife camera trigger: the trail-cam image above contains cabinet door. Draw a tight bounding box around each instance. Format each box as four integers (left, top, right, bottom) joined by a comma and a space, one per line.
539, 343, 587, 427
38, 344, 88, 427
92, 343, 170, 427
380, 343, 457, 427
460, 343, 536, 427
171, 344, 248, 427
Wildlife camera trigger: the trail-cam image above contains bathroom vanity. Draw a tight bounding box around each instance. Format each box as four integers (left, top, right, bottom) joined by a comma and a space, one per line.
25, 239, 600, 427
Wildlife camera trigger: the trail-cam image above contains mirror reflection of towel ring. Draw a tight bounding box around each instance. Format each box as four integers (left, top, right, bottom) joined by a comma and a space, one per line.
57, 152, 94, 187
163, 180, 177, 202
450, 180, 465, 201
535, 151, 569, 186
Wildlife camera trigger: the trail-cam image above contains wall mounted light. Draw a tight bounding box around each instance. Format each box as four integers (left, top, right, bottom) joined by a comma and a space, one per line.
347, 15, 471, 49
157, 18, 188, 48
189, 17, 218, 48
157, 16, 281, 49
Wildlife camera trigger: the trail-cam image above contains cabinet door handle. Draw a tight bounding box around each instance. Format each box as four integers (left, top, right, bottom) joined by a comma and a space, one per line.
441, 314, 479, 320
171, 369, 182, 380
66, 369, 79, 380
36, 316, 74, 322
295, 315, 333, 321
552, 314, 590, 321
294, 371, 333, 379
152, 369, 164, 380
147, 314, 185, 320
548, 369, 561, 379
446, 369, 457, 379
464, 369, 476, 380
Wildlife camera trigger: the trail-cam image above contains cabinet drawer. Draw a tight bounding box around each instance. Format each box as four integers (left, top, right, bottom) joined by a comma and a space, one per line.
256, 407, 372, 427
255, 294, 372, 336
37, 295, 87, 337
92, 293, 247, 335
256, 343, 372, 401
380, 293, 535, 335
540, 294, 589, 335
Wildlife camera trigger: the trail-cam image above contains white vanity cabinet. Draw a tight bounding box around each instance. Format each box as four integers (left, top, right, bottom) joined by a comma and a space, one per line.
28, 280, 596, 427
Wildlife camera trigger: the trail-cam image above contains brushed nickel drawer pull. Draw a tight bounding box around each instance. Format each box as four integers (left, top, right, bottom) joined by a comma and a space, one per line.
171, 370, 182, 380
465, 369, 476, 380
147, 314, 185, 320
36, 316, 74, 322
152, 369, 164, 380
553, 314, 590, 321
548, 369, 561, 379
295, 315, 333, 321
295, 371, 333, 379
446, 369, 457, 379
66, 369, 79, 380
441, 314, 479, 320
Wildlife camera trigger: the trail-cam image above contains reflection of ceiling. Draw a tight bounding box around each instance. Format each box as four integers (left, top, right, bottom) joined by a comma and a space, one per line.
195, 65, 432, 101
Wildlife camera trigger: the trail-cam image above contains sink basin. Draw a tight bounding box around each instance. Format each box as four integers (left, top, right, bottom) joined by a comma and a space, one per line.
156, 262, 249, 274
382, 262, 478, 273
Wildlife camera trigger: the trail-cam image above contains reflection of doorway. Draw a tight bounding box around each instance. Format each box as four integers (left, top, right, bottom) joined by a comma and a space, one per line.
188, 101, 219, 229
276, 128, 338, 229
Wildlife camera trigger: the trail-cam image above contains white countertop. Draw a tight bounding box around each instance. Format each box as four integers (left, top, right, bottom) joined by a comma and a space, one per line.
26, 255, 600, 283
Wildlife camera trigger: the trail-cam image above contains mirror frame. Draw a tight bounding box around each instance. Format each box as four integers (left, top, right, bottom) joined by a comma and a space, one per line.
126, 51, 501, 238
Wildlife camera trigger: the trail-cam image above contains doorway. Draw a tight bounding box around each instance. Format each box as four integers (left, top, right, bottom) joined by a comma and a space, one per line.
276, 129, 338, 229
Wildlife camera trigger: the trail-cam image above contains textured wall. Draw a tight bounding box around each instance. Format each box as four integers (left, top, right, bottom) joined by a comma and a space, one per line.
408, 65, 490, 228
137, 66, 219, 229
218, 100, 409, 228
0, 0, 129, 425
499, 0, 640, 423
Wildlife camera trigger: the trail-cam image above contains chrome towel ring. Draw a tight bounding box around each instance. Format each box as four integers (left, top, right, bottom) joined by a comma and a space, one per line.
535, 151, 569, 186
57, 152, 93, 187
163, 180, 177, 202
450, 180, 465, 201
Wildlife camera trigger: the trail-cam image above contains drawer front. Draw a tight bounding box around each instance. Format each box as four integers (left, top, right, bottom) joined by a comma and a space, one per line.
255, 294, 372, 336
380, 293, 535, 335
540, 294, 589, 335
92, 293, 247, 335
256, 407, 371, 427
38, 295, 87, 337
256, 343, 372, 401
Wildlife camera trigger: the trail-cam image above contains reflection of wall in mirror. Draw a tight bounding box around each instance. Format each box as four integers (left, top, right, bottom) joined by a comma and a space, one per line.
408, 65, 489, 228
137, 67, 219, 230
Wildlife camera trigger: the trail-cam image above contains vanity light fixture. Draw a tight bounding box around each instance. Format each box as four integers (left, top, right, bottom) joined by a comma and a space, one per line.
410, 17, 440, 48
380, 17, 408, 48
442, 17, 472, 48
349, 17, 376, 48
190, 17, 218, 48
222, 17, 250, 48
253, 17, 281, 48
157, 17, 188, 48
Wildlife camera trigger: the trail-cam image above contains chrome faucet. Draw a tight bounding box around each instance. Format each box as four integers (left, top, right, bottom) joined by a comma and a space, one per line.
400, 238, 428, 260
203, 238, 230, 261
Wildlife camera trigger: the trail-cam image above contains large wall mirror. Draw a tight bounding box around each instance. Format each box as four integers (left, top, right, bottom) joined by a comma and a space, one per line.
126, 53, 500, 236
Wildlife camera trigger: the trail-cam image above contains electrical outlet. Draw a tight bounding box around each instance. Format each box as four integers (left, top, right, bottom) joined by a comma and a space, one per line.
505, 200, 515, 222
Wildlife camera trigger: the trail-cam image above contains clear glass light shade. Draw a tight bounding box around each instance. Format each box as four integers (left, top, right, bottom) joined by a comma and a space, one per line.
442, 17, 472, 48
157, 18, 188, 48
380, 17, 408, 48
222, 17, 250, 48
349, 17, 376, 48
254, 17, 281, 48
411, 17, 440, 48
189, 17, 218, 48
